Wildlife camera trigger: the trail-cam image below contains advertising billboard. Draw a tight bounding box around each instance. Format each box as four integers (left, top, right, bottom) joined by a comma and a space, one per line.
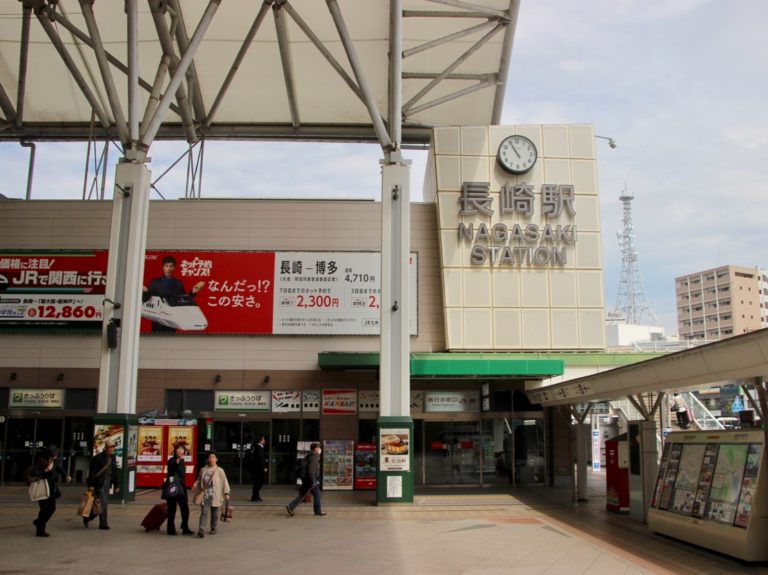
0, 250, 417, 336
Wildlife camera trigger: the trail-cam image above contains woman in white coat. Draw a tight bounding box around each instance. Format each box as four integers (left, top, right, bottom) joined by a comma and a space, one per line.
193, 451, 231, 538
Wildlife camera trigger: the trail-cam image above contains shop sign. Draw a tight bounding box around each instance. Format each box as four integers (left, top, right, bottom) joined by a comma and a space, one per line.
272, 391, 302, 413
214, 391, 270, 412
322, 389, 357, 415
9, 388, 64, 409
380, 428, 410, 472
424, 391, 480, 413
302, 390, 320, 413
358, 390, 380, 412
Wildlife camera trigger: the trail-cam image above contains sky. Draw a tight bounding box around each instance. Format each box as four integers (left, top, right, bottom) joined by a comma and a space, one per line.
1, 0, 766, 335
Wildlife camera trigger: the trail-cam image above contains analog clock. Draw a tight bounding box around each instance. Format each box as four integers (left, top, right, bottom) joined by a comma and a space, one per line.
497, 135, 537, 175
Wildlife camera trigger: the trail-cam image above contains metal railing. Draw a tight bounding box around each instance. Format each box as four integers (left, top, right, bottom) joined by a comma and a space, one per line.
682, 391, 725, 431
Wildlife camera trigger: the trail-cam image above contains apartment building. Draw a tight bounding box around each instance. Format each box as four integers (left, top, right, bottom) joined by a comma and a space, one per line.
676, 265, 767, 341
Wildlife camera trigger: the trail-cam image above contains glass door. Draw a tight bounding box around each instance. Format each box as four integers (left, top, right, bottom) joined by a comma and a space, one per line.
424, 421, 481, 485
5, 417, 63, 482
271, 419, 301, 485
513, 418, 545, 484
481, 419, 512, 485
212, 420, 271, 485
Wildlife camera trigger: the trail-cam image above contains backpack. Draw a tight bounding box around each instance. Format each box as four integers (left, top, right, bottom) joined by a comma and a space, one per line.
293, 455, 308, 479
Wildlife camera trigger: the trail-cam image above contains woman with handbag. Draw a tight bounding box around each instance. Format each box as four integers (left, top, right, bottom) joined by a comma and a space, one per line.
193, 451, 230, 538
29, 444, 71, 537
165, 444, 194, 536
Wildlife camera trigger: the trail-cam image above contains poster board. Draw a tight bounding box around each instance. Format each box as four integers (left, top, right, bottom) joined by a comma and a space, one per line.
648, 430, 767, 561
322, 440, 354, 491
135, 418, 197, 488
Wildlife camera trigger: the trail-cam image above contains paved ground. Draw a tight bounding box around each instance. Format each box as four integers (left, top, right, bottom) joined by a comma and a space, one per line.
1, 474, 765, 575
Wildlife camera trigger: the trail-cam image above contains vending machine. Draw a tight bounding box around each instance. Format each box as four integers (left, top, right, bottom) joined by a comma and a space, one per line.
136, 417, 198, 488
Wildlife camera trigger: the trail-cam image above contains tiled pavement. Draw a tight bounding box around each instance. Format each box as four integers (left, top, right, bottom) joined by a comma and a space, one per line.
1, 474, 765, 575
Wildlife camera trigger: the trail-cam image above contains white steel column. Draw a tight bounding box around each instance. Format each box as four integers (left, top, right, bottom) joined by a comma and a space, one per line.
98, 161, 151, 414
379, 153, 411, 417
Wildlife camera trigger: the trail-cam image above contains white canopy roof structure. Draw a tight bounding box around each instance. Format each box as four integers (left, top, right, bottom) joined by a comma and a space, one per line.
526, 328, 768, 408
0, 0, 519, 146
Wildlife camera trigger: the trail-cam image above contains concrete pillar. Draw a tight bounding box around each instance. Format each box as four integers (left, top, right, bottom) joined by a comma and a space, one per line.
575, 423, 589, 501
98, 160, 151, 415
640, 420, 659, 523
377, 152, 413, 505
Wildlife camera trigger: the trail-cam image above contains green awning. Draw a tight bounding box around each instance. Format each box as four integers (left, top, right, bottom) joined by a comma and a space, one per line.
318, 352, 564, 379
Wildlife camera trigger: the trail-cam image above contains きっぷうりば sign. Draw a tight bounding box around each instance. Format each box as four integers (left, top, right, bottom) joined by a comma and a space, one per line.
0, 250, 417, 336
214, 391, 271, 412
9, 388, 65, 409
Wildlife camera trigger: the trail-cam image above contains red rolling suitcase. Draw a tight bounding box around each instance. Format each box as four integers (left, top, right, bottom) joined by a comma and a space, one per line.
141, 502, 168, 532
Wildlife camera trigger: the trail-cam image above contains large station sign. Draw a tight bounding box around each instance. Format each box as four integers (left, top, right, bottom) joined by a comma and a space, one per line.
0, 250, 417, 336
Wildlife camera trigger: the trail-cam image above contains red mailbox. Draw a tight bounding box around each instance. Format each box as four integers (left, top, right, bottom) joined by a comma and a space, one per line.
605, 436, 630, 513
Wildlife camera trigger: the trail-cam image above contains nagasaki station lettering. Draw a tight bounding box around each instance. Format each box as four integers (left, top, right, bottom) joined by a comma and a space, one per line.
457, 181, 577, 267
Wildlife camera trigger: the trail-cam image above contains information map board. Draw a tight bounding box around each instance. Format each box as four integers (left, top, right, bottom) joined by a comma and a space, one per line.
648, 430, 767, 561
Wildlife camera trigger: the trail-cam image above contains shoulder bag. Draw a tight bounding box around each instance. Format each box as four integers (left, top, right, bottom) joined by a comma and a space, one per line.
28, 477, 50, 502
193, 469, 215, 506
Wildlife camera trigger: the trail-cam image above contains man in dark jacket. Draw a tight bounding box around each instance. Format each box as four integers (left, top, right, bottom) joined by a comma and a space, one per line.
251, 436, 268, 502
142, 255, 205, 332
286, 442, 325, 517
86, 440, 119, 530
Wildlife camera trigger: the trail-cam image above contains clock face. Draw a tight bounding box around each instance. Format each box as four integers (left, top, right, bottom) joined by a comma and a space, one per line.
497, 135, 537, 175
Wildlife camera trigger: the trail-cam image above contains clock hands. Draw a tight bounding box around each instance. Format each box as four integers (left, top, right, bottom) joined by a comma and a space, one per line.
511, 143, 521, 158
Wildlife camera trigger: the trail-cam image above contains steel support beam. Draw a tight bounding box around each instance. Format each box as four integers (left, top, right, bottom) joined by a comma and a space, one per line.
404, 10, 498, 18
167, 0, 207, 123
491, 0, 520, 124
402, 72, 495, 81
0, 81, 15, 125
140, 55, 171, 141
575, 423, 589, 501
405, 78, 495, 117
283, 2, 364, 103
627, 394, 650, 420
273, 2, 300, 129
35, 10, 111, 130
204, 1, 271, 128
427, 0, 506, 18
649, 391, 665, 417
20, 141, 35, 200
16, 4, 32, 128
403, 18, 497, 58
388, 0, 403, 146
741, 383, 762, 418
80, 0, 129, 145
41, 5, 181, 121
143, 0, 221, 148
326, 0, 392, 151
403, 24, 502, 112
149, 0, 198, 143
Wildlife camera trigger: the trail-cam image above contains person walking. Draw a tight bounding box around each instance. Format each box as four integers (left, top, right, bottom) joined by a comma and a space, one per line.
251, 436, 268, 502
166, 444, 194, 536
194, 452, 230, 538
30, 444, 71, 537
673, 393, 690, 429
286, 442, 326, 517
86, 439, 119, 530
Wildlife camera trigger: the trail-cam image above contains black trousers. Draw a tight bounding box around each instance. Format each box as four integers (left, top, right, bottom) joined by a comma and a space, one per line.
167, 495, 190, 534
36, 496, 56, 534
251, 473, 265, 500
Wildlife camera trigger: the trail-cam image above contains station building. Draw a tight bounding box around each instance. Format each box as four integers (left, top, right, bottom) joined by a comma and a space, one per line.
0, 124, 642, 489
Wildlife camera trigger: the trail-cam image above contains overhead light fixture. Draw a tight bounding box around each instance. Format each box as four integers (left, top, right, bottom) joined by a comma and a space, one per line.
263, 375, 270, 385
56, 373, 64, 382
214, 374, 222, 384
595, 134, 617, 149
10, 372, 17, 381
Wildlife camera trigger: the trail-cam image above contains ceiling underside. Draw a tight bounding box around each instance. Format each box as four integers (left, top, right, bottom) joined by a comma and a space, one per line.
0, 0, 518, 145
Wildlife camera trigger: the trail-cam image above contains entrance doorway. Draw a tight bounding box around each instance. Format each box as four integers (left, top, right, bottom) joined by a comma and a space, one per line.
4, 417, 63, 483
424, 421, 481, 485
212, 420, 269, 485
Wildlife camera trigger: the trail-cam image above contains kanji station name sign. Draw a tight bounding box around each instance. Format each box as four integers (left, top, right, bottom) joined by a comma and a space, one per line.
458, 181, 577, 266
